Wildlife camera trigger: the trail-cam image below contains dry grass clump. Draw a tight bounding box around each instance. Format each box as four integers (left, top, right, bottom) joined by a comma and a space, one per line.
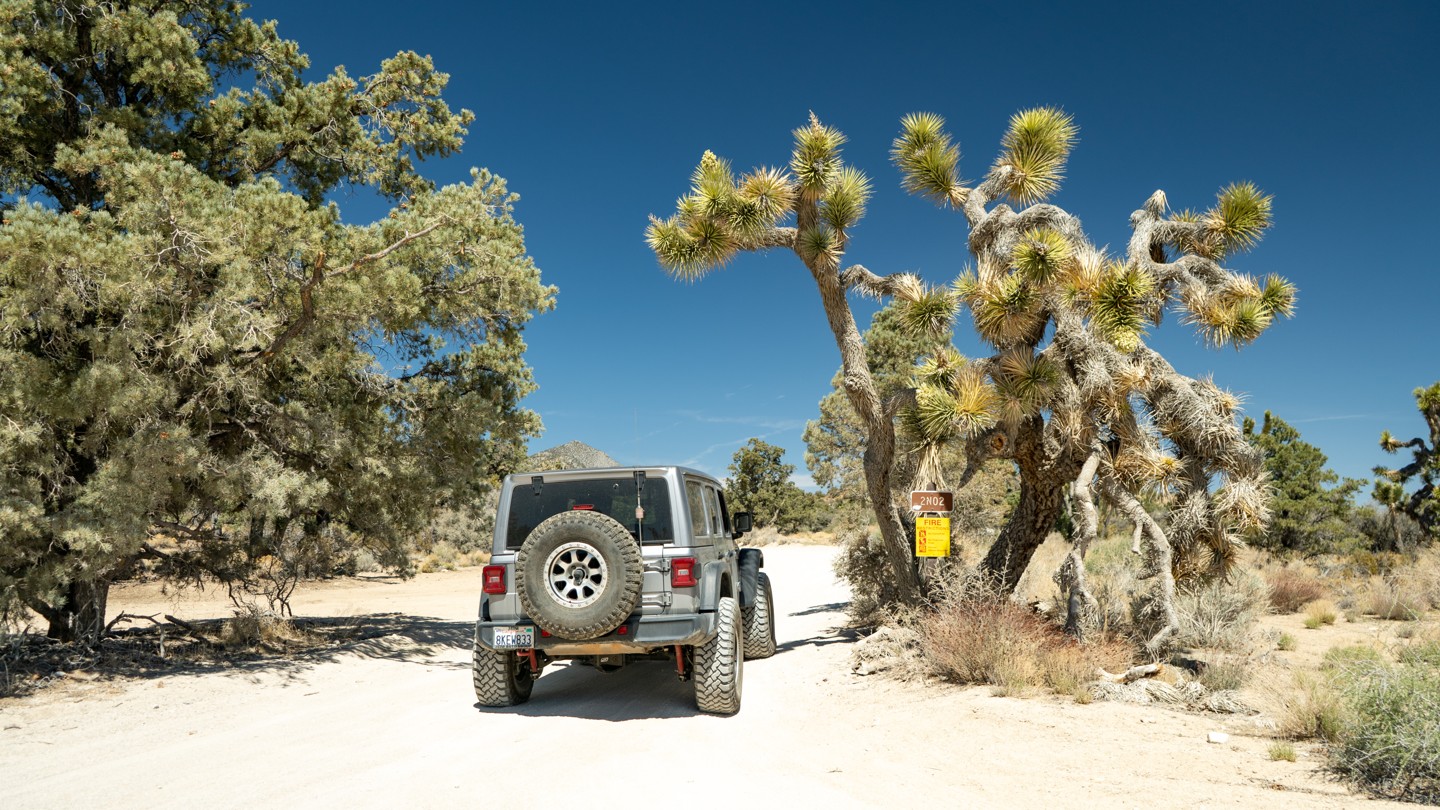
218, 607, 315, 651
1172, 571, 1270, 652
919, 583, 1133, 698
1270, 669, 1350, 742
1304, 600, 1339, 629
1267, 566, 1328, 614
1360, 577, 1429, 622
1269, 741, 1298, 762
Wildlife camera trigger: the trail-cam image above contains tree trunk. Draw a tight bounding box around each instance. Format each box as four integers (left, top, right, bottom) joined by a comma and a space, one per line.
981, 474, 1066, 592
801, 244, 919, 605
979, 417, 1082, 593
38, 578, 110, 644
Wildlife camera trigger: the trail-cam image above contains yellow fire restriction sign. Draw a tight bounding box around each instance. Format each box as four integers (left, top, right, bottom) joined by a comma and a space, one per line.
915, 516, 951, 558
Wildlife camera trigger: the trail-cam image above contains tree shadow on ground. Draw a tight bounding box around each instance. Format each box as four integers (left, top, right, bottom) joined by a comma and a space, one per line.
789, 601, 851, 616
1, 613, 474, 698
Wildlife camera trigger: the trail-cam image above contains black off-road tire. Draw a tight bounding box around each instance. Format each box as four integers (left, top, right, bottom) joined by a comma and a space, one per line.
742, 572, 776, 659
472, 638, 534, 707
516, 510, 643, 640
694, 596, 743, 715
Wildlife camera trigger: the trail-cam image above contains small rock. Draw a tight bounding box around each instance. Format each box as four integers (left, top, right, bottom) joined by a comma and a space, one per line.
1207, 732, 1230, 744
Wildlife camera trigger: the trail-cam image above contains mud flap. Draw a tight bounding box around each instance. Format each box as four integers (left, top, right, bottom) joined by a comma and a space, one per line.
737, 548, 764, 610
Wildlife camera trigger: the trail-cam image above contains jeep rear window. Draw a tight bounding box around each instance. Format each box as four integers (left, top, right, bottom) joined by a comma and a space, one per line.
506, 478, 675, 549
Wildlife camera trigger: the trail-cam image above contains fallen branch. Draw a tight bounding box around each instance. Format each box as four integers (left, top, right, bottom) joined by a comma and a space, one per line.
104, 612, 162, 635
1097, 663, 1164, 684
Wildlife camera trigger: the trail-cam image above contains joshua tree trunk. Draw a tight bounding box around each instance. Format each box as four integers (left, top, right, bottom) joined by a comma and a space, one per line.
977, 416, 1085, 591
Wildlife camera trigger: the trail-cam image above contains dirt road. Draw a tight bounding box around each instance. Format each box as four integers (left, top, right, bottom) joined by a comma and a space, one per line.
0, 547, 1396, 809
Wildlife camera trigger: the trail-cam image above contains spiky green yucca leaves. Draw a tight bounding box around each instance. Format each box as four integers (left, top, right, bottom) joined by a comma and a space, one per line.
914, 346, 967, 390
892, 112, 964, 206
906, 366, 999, 444
646, 150, 798, 280
958, 269, 1046, 347
1087, 262, 1156, 353
1012, 227, 1073, 284
892, 275, 959, 339
992, 107, 1077, 205
993, 350, 1060, 423
791, 115, 846, 199
822, 166, 872, 231
1185, 272, 1297, 348
1205, 182, 1272, 256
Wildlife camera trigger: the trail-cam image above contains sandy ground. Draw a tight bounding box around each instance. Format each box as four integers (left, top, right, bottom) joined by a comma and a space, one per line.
0, 546, 1404, 809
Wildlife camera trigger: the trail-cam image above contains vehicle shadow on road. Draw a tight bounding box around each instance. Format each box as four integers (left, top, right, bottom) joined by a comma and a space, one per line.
479, 660, 702, 721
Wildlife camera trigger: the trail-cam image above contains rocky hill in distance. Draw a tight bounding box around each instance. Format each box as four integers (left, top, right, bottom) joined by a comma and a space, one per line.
522, 440, 619, 472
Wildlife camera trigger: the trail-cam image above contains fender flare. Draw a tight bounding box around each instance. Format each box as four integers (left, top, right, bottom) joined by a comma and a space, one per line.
737, 548, 764, 610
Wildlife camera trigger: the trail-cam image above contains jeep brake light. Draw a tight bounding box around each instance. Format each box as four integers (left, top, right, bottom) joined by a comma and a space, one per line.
671, 557, 697, 588
482, 565, 506, 595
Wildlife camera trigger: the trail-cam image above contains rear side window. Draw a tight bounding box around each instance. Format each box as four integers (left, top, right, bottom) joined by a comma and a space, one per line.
507, 478, 674, 548
702, 487, 724, 535
686, 481, 708, 537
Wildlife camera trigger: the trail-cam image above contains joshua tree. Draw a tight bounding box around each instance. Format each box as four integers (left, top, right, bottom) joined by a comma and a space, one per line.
1375, 382, 1440, 542
648, 111, 1292, 651
648, 117, 926, 604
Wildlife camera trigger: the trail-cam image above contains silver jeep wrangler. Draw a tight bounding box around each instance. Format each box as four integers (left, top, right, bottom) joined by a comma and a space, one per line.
472, 466, 776, 715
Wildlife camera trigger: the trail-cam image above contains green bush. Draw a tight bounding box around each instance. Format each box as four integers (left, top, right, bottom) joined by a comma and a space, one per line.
1331, 660, 1440, 803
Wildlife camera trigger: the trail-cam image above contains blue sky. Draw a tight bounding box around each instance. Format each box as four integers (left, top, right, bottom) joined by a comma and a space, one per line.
248, 1, 1438, 492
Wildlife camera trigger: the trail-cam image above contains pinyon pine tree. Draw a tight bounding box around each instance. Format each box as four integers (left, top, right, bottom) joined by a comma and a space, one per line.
649, 110, 1292, 651
0, 1, 555, 641
1374, 382, 1440, 542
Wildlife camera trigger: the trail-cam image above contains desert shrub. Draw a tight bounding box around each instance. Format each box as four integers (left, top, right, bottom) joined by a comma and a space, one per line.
419, 541, 461, 573
1269, 741, 1298, 762
217, 607, 309, 650
1268, 566, 1327, 613
1278, 632, 1298, 651
1083, 535, 1145, 637
1304, 600, 1338, 629
1398, 629, 1440, 667
834, 529, 901, 625
1274, 671, 1349, 742
1364, 578, 1428, 621
1171, 572, 1269, 651
1330, 659, 1440, 803
744, 526, 784, 547
1323, 644, 1387, 671
1350, 550, 1407, 577
1414, 550, 1440, 609
920, 575, 1133, 697
1197, 654, 1252, 692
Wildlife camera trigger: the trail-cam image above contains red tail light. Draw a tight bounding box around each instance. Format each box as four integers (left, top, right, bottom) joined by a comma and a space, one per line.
482, 565, 506, 595
671, 557, 697, 588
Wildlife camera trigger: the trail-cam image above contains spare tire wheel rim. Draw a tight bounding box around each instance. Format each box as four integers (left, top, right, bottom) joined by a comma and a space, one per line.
544, 541, 609, 608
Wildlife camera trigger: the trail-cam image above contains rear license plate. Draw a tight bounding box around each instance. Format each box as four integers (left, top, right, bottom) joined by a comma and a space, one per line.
493, 626, 534, 649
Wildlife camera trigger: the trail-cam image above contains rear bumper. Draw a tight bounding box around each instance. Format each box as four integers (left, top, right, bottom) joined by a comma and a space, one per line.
476, 612, 716, 656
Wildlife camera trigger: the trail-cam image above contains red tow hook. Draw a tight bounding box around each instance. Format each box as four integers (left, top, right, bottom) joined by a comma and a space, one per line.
674, 645, 686, 679
523, 649, 540, 673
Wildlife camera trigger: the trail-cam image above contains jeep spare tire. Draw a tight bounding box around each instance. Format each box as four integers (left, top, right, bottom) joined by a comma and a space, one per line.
516, 510, 643, 640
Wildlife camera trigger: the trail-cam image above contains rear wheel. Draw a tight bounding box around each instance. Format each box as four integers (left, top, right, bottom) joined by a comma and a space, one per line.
693, 596, 743, 715
742, 572, 776, 659
472, 638, 534, 707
